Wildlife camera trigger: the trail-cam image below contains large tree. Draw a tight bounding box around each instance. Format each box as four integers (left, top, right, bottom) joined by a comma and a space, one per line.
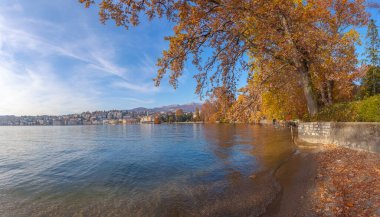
80, 0, 367, 115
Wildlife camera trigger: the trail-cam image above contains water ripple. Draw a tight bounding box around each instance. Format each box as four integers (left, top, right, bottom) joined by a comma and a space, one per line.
0, 124, 293, 217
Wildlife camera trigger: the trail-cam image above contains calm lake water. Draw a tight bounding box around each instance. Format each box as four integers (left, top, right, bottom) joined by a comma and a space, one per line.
0, 124, 294, 217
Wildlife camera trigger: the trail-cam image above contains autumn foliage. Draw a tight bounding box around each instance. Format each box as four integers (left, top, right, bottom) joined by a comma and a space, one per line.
80, 0, 371, 120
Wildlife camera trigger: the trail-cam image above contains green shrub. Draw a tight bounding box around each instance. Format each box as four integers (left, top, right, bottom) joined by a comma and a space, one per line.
308, 94, 380, 122
312, 102, 357, 122
356, 95, 380, 122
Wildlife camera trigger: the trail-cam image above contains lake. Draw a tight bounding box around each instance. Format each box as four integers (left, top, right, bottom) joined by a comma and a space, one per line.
0, 124, 294, 217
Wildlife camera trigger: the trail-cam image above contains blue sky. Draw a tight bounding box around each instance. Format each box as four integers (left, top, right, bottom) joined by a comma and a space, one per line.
0, 0, 203, 115
0, 1, 378, 115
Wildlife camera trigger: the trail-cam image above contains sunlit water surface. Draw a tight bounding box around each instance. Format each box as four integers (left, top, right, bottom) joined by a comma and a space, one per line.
0, 124, 294, 217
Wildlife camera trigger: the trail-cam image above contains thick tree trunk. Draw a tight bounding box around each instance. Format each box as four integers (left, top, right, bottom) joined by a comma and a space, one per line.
279, 14, 318, 115
299, 66, 318, 116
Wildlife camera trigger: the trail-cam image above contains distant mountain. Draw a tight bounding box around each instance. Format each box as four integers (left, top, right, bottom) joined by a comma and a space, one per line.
130, 103, 202, 113
153, 103, 202, 112
129, 107, 149, 113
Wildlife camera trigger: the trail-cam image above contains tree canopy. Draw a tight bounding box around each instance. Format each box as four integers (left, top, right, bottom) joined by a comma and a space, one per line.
80, 0, 368, 116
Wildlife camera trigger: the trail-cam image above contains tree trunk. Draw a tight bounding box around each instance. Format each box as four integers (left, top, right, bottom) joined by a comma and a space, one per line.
299, 66, 318, 116
327, 80, 334, 105
372, 69, 376, 96
279, 14, 318, 116
320, 83, 328, 106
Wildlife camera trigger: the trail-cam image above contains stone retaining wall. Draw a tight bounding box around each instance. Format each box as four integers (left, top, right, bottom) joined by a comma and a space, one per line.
298, 122, 380, 153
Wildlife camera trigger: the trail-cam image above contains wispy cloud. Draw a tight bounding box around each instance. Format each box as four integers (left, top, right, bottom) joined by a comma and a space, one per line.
0, 59, 99, 115
0, 1, 168, 115
0, 15, 129, 79
0, 1, 202, 115
0, 17, 104, 114
112, 81, 161, 93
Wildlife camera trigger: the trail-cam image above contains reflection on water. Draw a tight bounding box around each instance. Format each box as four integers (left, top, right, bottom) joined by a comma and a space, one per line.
0, 124, 294, 217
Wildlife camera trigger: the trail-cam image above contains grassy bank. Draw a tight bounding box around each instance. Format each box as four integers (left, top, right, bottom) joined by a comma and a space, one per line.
308, 94, 380, 122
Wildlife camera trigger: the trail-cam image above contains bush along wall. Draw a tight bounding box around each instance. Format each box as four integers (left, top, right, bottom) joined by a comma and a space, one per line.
309, 94, 380, 122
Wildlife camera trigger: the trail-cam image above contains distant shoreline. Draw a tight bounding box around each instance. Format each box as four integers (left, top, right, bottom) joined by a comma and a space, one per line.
0, 122, 206, 127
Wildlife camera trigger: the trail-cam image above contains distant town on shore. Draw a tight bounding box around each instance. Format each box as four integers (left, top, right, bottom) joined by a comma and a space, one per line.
0, 103, 203, 126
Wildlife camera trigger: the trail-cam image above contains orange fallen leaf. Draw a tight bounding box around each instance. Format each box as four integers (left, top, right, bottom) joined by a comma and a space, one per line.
346, 203, 354, 207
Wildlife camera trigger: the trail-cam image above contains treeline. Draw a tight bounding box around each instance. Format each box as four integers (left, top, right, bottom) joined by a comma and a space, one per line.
154, 108, 202, 123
